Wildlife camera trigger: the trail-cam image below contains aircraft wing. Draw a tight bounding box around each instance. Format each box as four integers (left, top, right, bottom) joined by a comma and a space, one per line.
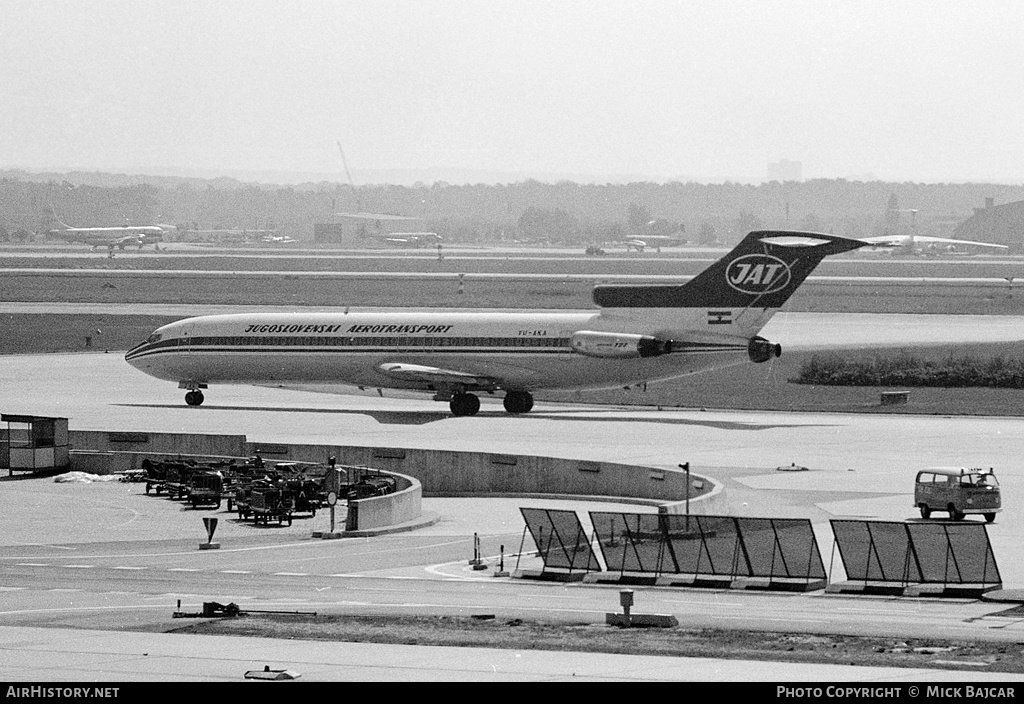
862, 235, 1008, 250
376, 362, 500, 390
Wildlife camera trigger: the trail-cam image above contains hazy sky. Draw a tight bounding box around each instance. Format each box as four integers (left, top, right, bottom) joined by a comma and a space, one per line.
2, 0, 1023, 183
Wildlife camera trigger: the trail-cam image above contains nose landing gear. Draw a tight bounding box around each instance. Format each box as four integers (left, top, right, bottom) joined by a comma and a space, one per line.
184, 390, 205, 406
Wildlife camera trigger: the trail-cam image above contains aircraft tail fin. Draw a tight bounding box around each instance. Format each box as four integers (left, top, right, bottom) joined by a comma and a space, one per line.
593, 230, 864, 311
43, 206, 71, 231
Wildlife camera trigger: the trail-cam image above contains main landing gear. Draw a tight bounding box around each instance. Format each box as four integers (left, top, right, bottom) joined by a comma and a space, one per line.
447, 391, 535, 417
184, 390, 205, 406
503, 390, 534, 414
449, 392, 480, 417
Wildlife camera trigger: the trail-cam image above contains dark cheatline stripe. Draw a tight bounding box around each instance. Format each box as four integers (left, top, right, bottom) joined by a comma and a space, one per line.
126, 338, 748, 360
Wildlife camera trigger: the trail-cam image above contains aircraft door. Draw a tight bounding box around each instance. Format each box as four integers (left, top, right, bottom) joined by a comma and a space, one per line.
559, 330, 574, 356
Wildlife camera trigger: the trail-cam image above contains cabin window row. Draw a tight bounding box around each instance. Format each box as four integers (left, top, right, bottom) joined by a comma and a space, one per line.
185, 335, 569, 349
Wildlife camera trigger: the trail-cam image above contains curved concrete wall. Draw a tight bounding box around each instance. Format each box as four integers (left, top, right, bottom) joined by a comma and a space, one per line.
286, 445, 708, 505
347, 473, 424, 533
68, 431, 724, 531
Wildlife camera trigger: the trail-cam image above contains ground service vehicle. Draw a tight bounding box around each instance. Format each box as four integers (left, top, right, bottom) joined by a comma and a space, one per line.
914, 467, 1001, 522
162, 461, 202, 500
188, 471, 224, 509
142, 459, 168, 494
248, 483, 294, 526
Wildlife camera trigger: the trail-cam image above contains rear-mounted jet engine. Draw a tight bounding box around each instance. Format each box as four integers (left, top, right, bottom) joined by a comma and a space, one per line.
570, 331, 672, 359
748, 336, 782, 363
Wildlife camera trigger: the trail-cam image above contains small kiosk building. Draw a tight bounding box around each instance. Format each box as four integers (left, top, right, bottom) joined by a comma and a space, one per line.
1, 414, 70, 475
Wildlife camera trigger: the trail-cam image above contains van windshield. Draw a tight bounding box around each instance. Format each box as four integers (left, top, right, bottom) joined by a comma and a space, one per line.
961, 473, 999, 487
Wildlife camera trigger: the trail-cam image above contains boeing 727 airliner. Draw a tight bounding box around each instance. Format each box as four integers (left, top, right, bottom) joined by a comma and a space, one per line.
125, 230, 865, 416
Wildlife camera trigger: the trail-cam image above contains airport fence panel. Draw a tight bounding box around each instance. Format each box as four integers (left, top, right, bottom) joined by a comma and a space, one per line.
519, 507, 600, 574
831, 519, 919, 584
590, 512, 670, 574
831, 520, 1000, 591
736, 517, 827, 580
587, 512, 824, 584
663, 514, 744, 576
905, 521, 1001, 586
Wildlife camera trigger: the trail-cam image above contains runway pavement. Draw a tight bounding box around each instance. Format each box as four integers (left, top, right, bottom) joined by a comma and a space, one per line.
3, 346, 1024, 681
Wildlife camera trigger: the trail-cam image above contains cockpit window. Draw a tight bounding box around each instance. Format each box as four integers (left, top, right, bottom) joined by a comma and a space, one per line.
146, 333, 163, 344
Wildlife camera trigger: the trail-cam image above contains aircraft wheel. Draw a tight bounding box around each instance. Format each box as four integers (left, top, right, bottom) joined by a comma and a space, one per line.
503, 391, 534, 414
185, 390, 205, 406
450, 393, 480, 417
985, 513, 996, 523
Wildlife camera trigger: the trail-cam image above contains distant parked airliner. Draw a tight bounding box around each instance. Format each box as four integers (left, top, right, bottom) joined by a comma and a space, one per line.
46, 210, 167, 250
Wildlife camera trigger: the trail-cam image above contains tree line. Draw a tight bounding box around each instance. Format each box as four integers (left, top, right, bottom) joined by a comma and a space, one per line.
2, 169, 1022, 244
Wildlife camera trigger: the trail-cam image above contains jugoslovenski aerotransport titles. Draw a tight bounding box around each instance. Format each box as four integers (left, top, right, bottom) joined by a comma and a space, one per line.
125, 231, 866, 416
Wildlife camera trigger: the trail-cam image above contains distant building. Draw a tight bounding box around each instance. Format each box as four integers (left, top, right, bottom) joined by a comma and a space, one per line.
313, 212, 426, 246
767, 160, 803, 182
953, 198, 1024, 251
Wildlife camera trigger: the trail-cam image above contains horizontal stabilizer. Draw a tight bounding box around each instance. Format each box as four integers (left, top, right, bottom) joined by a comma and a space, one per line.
862, 235, 1008, 250
594, 230, 865, 309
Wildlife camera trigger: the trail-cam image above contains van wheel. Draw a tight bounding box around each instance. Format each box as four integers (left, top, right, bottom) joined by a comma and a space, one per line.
948, 504, 964, 521
985, 513, 996, 523
919, 504, 931, 519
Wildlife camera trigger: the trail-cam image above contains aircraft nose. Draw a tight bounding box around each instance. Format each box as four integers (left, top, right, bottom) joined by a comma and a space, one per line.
124, 339, 150, 363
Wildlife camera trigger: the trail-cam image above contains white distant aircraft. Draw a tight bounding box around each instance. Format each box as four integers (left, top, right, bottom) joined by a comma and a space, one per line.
369, 232, 442, 248
260, 234, 297, 245
622, 235, 686, 252
46, 211, 166, 250
861, 234, 1008, 255
126, 230, 866, 416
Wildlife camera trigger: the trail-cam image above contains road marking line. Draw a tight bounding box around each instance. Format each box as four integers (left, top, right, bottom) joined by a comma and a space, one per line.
221, 570, 252, 574
15, 563, 50, 567
113, 566, 147, 570
65, 565, 94, 569
663, 600, 744, 607
168, 568, 200, 572
274, 572, 308, 576
714, 615, 828, 624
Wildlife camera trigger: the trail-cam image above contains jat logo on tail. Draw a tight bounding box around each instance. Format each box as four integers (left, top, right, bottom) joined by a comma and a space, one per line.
725, 254, 792, 294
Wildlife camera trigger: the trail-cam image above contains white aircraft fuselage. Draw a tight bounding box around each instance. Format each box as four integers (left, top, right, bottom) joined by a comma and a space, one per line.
49, 226, 165, 249
125, 230, 866, 415
126, 309, 761, 392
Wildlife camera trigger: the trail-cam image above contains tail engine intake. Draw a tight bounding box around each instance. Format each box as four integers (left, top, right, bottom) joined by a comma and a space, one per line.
748, 336, 782, 363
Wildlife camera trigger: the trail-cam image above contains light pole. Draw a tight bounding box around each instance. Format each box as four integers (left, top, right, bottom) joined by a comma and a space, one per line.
679, 462, 690, 530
